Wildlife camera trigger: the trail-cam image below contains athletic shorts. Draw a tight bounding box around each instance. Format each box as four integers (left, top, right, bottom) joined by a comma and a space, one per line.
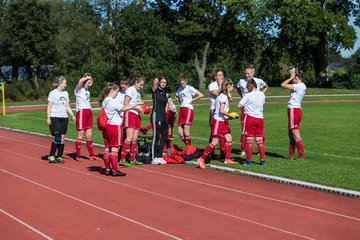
240, 106, 245, 124
242, 115, 264, 137
211, 119, 230, 138
288, 108, 302, 130
102, 124, 123, 148
49, 117, 68, 136
75, 109, 93, 130
178, 107, 194, 126
123, 111, 141, 130
166, 110, 176, 128
209, 109, 215, 127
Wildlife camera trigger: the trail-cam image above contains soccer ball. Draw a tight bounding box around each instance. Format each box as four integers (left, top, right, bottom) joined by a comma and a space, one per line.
142, 104, 151, 114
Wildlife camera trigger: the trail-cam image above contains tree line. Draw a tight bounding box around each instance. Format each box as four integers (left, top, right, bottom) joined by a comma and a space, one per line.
0, 0, 360, 100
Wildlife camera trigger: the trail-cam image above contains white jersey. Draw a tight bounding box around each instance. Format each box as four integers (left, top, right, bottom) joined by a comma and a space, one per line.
237, 77, 267, 97
176, 85, 197, 110
214, 93, 229, 121
125, 86, 141, 115
240, 90, 265, 119
288, 83, 306, 108
115, 90, 126, 105
208, 81, 219, 110
102, 97, 123, 125
48, 89, 70, 118
74, 88, 91, 111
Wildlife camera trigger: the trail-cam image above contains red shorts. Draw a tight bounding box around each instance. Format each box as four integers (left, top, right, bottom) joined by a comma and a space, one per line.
76, 109, 93, 130
209, 109, 215, 127
102, 124, 123, 148
288, 108, 302, 130
243, 115, 264, 137
211, 119, 231, 138
240, 106, 245, 124
123, 111, 141, 130
178, 107, 194, 126
166, 110, 176, 128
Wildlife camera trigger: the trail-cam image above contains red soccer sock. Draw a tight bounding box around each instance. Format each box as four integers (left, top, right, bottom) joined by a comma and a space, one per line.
201, 143, 215, 159
110, 151, 119, 171
121, 140, 131, 160
130, 141, 137, 161
145, 122, 153, 131
225, 141, 232, 160
295, 139, 304, 157
256, 138, 265, 160
75, 138, 82, 157
289, 141, 296, 156
219, 134, 226, 155
246, 138, 253, 161
86, 138, 94, 155
241, 134, 246, 152
103, 150, 111, 169
185, 135, 191, 145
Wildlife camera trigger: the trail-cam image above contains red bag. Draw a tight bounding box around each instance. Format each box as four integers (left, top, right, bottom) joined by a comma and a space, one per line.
97, 108, 108, 130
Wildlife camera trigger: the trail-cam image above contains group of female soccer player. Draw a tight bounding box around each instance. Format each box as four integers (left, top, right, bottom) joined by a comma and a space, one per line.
46, 66, 306, 175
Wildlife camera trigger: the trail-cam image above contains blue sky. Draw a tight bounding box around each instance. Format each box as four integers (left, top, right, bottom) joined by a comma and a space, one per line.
340, 19, 360, 57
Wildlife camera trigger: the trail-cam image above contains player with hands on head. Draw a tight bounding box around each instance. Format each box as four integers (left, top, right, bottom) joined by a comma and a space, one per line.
74, 73, 101, 161
47, 76, 76, 163
197, 79, 238, 169
238, 79, 266, 166
281, 67, 306, 160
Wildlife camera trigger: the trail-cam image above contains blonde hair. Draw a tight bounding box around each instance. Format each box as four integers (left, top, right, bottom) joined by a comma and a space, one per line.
219, 78, 233, 95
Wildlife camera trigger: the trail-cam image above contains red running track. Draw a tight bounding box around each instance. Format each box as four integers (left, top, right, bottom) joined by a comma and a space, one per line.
0, 128, 359, 240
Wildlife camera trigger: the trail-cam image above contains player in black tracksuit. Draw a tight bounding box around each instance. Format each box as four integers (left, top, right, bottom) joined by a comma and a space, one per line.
151, 77, 175, 163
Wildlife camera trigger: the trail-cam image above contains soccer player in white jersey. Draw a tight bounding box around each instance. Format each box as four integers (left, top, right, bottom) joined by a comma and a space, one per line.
74, 73, 101, 161
120, 76, 145, 166
175, 76, 204, 146
99, 83, 143, 176
281, 68, 306, 160
198, 79, 237, 169
47, 76, 76, 163
236, 66, 269, 158
238, 79, 266, 166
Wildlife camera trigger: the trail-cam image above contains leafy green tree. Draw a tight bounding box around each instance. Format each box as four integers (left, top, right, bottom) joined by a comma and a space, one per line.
260, 0, 359, 85
0, 0, 57, 87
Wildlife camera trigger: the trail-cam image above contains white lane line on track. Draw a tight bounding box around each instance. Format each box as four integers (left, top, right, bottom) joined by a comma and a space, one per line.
0, 168, 182, 240
0, 208, 54, 240
0, 163, 313, 240
1, 135, 359, 221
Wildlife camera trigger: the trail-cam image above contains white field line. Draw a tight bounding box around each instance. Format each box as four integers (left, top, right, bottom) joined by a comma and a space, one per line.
0, 155, 315, 240
0, 208, 54, 240
0, 136, 359, 220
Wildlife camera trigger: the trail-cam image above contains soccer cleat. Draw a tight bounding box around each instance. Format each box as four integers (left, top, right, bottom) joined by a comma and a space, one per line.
131, 160, 143, 165
260, 160, 266, 166
197, 158, 205, 169
111, 170, 126, 177
119, 160, 132, 167
89, 155, 102, 161
297, 156, 304, 161
224, 159, 237, 164
151, 158, 161, 165
240, 151, 246, 158
286, 156, 294, 160
75, 156, 83, 162
157, 158, 167, 164
56, 156, 64, 163
243, 161, 251, 166
48, 155, 56, 163
104, 169, 111, 176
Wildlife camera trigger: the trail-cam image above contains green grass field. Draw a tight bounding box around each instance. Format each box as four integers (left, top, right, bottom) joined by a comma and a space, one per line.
1, 88, 360, 191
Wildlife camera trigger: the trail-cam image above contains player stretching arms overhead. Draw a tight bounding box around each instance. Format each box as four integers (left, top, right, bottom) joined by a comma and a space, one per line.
281, 67, 306, 160
175, 76, 204, 146
236, 66, 269, 157
74, 73, 101, 161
